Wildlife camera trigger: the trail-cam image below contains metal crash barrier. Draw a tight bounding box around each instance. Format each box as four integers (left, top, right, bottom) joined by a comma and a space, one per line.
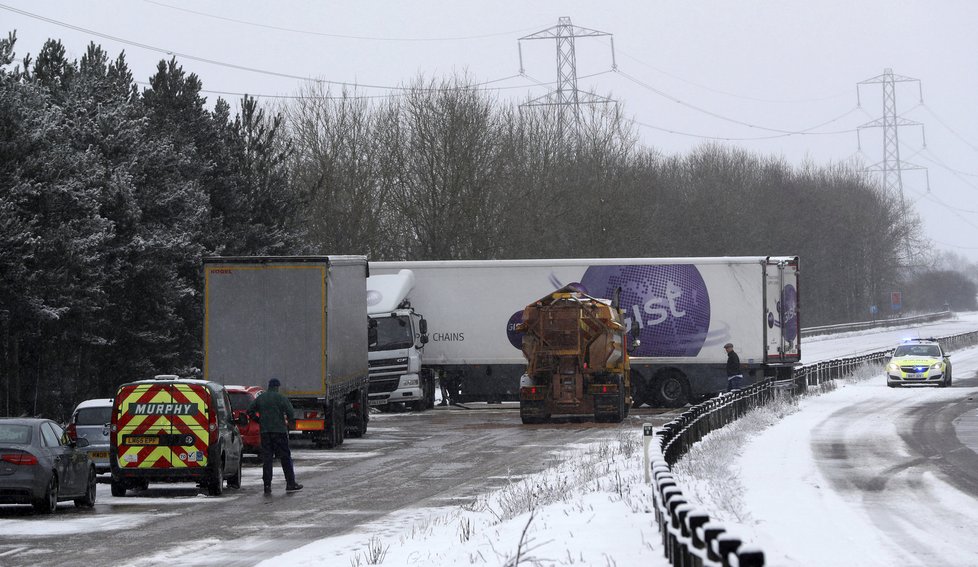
647, 328, 978, 567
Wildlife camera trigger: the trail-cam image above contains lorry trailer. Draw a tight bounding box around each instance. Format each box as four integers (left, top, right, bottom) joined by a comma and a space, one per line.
370, 257, 800, 407
202, 256, 371, 447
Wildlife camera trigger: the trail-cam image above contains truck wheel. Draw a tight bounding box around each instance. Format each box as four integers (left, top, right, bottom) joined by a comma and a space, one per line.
519, 401, 550, 424
110, 479, 127, 497
653, 372, 689, 408
631, 370, 650, 408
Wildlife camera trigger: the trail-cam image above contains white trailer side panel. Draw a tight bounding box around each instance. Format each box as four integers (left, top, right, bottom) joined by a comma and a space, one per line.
371, 257, 798, 367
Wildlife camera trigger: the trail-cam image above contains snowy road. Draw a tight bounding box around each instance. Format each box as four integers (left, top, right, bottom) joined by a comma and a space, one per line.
0, 403, 673, 566
738, 313, 978, 566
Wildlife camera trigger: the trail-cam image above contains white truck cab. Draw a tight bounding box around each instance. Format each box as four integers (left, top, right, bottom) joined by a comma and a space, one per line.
366, 270, 434, 411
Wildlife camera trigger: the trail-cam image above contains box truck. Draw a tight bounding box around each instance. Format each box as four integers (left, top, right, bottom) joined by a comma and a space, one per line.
202, 256, 370, 447
369, 257, 800, 407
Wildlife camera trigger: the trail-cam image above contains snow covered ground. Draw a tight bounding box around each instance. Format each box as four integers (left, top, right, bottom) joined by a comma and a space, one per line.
4, 313, 976, 566
307, 312, 978, 567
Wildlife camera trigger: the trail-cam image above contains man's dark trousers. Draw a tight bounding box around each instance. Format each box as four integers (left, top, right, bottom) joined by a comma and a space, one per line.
261, 432, 297, 487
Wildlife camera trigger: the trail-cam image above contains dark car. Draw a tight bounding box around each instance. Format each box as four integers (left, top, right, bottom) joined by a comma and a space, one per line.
67, 398, 113, 474
225, 385, 264, 455
0, 418, 97, 513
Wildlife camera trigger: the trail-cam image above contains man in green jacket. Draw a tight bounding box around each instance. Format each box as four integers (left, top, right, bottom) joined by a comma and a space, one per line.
247, 378, 302, 494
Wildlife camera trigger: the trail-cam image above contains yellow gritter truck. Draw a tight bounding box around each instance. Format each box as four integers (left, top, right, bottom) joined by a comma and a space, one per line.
516, 285, 639, 424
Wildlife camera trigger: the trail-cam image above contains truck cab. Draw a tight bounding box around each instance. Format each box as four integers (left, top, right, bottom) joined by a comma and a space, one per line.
367, 270, 435, 411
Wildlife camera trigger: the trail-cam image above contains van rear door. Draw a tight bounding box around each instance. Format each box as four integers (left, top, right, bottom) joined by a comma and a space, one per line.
113, 382, 212, 470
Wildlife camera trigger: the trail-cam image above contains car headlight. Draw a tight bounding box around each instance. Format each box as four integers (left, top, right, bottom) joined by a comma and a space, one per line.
930, 361, 944, 371
886, 362, 899, 373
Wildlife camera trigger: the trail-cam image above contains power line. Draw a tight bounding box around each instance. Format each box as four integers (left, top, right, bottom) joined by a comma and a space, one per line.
609, 41, 851, 105
618, 69, 860, 136
0, 3, 528, 93
143, 0, 547, 42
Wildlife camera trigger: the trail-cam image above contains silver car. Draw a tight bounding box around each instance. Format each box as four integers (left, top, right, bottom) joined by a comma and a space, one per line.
0, 418, 96, 513
68, 398, 113, 474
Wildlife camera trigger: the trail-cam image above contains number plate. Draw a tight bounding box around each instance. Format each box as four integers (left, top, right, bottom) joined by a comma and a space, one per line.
89, 451, 109, 459
124, 435, 160, 445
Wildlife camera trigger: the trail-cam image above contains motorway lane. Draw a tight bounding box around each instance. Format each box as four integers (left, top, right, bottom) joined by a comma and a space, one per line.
805, 347, 978, 565
0, 405, 677, 567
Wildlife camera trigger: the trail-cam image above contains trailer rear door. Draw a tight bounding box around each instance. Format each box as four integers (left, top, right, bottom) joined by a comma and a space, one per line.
764, 257, 800, 363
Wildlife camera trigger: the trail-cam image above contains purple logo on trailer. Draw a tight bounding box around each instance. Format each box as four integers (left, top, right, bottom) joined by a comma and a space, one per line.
580, 265, 711, 357
781, 284, 798, 341
506, 310, 525, 349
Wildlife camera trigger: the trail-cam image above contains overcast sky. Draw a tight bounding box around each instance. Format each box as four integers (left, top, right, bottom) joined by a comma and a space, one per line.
4, 1, 978, 263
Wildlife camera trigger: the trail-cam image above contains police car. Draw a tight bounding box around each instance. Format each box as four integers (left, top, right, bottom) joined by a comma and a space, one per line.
885, 338, 952, 388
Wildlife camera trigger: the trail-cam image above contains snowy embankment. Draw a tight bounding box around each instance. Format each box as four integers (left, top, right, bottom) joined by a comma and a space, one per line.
261, 428, 668, 567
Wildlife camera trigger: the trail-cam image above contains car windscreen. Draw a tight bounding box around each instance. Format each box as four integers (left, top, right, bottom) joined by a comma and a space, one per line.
0, 424, 32, 444
75, 407, 112, 426
228, 392, 253, 411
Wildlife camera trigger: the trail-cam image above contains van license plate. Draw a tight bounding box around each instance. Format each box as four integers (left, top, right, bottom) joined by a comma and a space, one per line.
125, 436, 159, 445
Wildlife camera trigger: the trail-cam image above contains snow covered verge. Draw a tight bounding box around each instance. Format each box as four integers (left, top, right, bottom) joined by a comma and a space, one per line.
259, 427, 669, 567
667, 365, 879, 560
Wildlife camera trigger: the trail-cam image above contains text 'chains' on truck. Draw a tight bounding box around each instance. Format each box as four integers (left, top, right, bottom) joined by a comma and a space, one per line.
370, 257, 800, 408
203, 256, 371, 448
366, 270, 436, 411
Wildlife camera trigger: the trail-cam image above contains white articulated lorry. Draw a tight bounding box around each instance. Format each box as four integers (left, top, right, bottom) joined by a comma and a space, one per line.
365, 270, 436, 411
202, 256, 371, 447
370, 257, 800, 407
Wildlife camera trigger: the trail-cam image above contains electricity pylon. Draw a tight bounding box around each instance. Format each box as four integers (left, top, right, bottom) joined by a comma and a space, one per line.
857, 68, 928, 263
518, 16, 617, 140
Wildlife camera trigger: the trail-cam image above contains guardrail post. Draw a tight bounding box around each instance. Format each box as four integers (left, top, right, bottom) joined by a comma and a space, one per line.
737, 546, 766, 567
715, 534, 741, 567
644, 423, 655, 483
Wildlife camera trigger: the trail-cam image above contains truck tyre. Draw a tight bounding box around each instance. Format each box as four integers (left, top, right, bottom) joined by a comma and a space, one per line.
520, 401, 550, 424
631, 371, 650, 408
322, 400, 344, 448
653, 371, 689, 408
110, 479, 127, 497
347, 391, 369, 438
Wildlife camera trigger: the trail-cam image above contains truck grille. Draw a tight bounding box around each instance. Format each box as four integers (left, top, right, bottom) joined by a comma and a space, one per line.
368, 357, 409, 379
368, 377, 400, 394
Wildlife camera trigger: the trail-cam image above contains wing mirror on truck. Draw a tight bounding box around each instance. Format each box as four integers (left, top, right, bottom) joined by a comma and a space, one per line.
629, 319, 641, 351
418, 318, 429, 345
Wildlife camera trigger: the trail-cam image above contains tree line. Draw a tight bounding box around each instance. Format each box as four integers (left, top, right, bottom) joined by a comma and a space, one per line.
1, 33, 974, 418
